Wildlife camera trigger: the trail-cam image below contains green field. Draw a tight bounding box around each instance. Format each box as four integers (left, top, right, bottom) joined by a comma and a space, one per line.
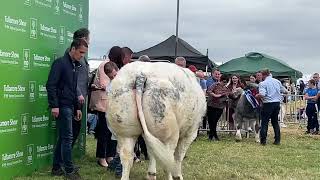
15, 125, 320, 180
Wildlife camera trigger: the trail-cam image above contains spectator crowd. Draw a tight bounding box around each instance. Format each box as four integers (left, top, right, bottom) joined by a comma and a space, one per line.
46, 27, 319, 180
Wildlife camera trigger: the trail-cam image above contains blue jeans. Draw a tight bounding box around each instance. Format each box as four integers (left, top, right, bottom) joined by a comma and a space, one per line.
87, 113, 98, 131
53, 107, 74, 173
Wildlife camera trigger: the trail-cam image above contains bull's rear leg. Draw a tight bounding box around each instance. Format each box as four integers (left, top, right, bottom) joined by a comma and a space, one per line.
118, 137, 136, 180
171, 128, 198, 180
166, 138, 179, 180
146, 152, 157, 180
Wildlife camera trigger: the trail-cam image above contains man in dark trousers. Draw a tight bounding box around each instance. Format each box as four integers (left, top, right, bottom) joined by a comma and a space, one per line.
256, 69, 288, 146
47, 38, 88, 179
71, 28, 90, 147
312, 73, 320, 113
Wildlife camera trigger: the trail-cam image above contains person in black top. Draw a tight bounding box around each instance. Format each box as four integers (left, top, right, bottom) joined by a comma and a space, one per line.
71, 28, 90, 147
47, 38, 88, 180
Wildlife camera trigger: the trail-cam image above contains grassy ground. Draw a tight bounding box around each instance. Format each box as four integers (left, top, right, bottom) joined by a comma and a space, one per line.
16, 124, 320, 180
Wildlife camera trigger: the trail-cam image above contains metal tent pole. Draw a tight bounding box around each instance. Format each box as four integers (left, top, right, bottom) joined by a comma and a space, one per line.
174, 0, 180, 58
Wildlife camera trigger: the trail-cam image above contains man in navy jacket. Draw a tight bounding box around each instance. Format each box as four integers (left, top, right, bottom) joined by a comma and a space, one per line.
46, 38, 88, 179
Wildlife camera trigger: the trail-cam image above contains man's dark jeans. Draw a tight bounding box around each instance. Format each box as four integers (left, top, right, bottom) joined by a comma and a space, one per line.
53, 107, 74, 173
306, 103, 319, 132
260, 102, 281, 144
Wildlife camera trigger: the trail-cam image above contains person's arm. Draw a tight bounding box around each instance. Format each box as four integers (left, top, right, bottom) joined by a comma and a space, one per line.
307, 92, 318, 100
98, 62, 108, 89
46, 60, 61, 118
200, 79, 207, 91
304, 92, 311, 100
256, 83, 266, 100
303, 89, 317, 100
208, 84, 223, 98
77, 86, 85, 104
46, 61, 61, 108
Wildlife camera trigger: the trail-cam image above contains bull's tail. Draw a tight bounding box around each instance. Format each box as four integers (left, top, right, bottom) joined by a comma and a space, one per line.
135, 74, 175, 173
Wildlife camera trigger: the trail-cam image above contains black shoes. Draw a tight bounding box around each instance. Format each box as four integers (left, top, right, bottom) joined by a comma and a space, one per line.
273, 141, 280, 145
51, 166, 81, 179
260, 142, 266, 146
65, 170, 81, 180
305, 130, 319, 135
208, 135, 220, 141
51, 167, 64, 176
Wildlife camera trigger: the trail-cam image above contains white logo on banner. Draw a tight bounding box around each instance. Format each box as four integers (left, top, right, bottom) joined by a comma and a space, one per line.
26, 144, 34, 165
29, 81, 36, 102
24, 0, 31, 6
38, 84, 47, 98
23, 49, 30, 70
30, 18, 38, 39
54, 0, 60, 14
59, 26, 65, 44
21, 113, 29, 135
79, 4, 83, 22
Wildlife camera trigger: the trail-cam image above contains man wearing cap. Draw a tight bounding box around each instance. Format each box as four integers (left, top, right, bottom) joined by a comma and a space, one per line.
175, 57, 186, 68
188, 65, 206, 93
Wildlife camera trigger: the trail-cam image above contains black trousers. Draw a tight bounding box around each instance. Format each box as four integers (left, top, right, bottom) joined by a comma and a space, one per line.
72, 120, 81, 147
260, 102, 281, 144
207, 106, 224, 139
306, 103, 319, 131
135, 136, 148, 159
95, 111, 117, 158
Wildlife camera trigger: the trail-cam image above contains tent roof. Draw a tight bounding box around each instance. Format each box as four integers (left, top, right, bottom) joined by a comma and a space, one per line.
218, 52, 303, 78
133, 35, 215, 70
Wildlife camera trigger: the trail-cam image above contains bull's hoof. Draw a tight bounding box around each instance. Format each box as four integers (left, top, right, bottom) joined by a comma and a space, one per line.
235, 139, 241, 142
145, 175, 156, 180
172, 176, 183, 180
146, 172, 156, 180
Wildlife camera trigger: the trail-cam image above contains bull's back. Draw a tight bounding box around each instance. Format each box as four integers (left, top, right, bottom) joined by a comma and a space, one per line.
107, 62, 206, 138
140, 63, 206, 138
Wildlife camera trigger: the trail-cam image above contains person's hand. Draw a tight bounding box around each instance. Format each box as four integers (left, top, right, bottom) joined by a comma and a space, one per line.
78, 95, 85, 104
211, 93, 221, 98
75, 110, 82, 121
51, 108, 59, 118
255, 94, 262, 100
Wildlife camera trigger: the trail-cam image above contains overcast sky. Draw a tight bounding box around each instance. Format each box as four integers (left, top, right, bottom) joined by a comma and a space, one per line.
89, 0, 320, 74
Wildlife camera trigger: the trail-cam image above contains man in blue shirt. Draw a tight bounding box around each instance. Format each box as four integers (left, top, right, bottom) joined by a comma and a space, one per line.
256, 69, 288, 145
304, 79, 320, 134
312, 73, 320, 115
206, 68, 221, 90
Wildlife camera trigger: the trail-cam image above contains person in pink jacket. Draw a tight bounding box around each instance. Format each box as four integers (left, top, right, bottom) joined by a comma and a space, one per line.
89, 46, 123, 167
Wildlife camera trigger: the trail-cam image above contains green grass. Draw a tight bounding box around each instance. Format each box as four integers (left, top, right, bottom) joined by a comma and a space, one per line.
15, 125, 320, 180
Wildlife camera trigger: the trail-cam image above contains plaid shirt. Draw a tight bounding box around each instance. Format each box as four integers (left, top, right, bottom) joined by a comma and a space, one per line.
207, 82, 230, 109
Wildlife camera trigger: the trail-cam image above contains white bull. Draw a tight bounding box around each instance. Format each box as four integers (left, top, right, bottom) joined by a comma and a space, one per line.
107, 62, 207, 180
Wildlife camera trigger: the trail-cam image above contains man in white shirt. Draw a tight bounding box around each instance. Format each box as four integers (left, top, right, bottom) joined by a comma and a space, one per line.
256, 69, 288, 146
